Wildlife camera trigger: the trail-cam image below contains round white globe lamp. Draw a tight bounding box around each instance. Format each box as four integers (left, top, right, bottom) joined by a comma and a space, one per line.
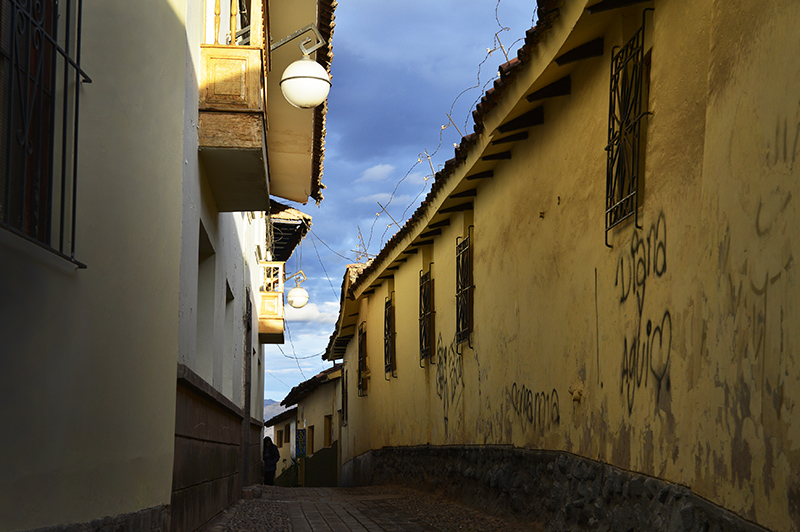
287, 286, 309, 309
280, 56, 331, 109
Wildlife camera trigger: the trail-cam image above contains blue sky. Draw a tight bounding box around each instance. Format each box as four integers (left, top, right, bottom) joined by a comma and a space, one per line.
263, 0, 539, 402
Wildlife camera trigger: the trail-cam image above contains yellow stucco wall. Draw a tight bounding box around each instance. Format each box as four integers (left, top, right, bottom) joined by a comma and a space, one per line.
299, 378, 340, 455
339, 1, 800, 530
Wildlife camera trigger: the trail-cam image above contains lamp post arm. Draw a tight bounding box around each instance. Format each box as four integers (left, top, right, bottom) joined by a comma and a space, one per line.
286, 270, 307, 286
270, 24, 326, 56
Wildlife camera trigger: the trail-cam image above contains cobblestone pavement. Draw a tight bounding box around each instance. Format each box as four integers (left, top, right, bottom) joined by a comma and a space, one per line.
200, 485, 538, 532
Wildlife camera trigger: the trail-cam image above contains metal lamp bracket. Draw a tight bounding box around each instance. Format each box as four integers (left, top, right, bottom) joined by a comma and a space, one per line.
270, 24, 327, 56
285, 270, 307, 287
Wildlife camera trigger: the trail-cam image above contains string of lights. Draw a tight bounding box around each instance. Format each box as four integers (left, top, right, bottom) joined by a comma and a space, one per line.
264, 1, 539, 387
358, 0, 537, 257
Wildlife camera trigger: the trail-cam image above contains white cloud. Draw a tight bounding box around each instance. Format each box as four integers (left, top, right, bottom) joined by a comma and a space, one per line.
284, 302, 338, 324
356, 163, 395, 183
354, 193, 415, 205
355, 192, 393, 204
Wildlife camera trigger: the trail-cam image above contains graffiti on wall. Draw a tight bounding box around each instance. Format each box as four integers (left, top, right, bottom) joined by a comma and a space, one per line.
435, 333, 463, 435
508, 382, 560, 434
615, 212, 672, 414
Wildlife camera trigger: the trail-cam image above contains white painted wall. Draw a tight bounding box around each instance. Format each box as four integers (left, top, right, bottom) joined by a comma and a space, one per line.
0, 0, 266, 528
0, 0, 188, 528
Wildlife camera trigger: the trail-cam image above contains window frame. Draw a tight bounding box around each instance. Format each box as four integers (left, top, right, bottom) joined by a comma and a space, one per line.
604, 9, 653, 247
384, 292, 396, 377
0, 0, 91, 267
419, 266, 435, 364
455, 229, 473, 348
357, 323, 369, 396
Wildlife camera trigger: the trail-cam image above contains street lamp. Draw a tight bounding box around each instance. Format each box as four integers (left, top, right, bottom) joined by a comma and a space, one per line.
270, 24, 331, 109
285, 270, 309, 308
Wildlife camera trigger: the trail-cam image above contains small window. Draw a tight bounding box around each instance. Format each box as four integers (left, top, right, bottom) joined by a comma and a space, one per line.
419, 267, 435, 362
455, 231, 473, 346
341, 372, 348, 426
324, 415, 333, 447
384, 293, 396, 377
307, 425, 315, 456
276, 429, 283, 448
0, 0, 90, 266
605, 11, 652, 246
357, 323, 369, 396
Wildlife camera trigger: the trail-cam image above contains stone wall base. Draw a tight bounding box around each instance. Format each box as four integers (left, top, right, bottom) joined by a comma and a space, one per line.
25, 505, 169, 532
342, 445, 768, 532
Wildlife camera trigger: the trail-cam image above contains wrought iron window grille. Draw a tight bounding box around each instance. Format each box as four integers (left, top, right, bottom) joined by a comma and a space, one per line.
455, 227, 474, 351
384, 292, 397, 379
419, 265, 435, 367
604, 8, 653, 248
357, 322, 368, 397
341, 370, 348, 426
1, 0, 91, 267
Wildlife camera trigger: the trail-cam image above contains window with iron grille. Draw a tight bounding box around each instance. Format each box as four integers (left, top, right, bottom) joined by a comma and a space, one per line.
341, 370, 348, 426
0, 0, 90, 266
357, 323, 368, 396
384, 293, 396, 376
419, 268, 434, 362
605, 12, 651, 247
455, 233, 473, 346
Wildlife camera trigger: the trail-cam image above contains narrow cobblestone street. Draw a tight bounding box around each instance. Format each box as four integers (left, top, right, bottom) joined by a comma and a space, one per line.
200, 486, 536, 532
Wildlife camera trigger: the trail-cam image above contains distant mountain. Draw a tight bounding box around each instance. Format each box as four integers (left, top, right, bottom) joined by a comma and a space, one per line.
264, 399, 288, 421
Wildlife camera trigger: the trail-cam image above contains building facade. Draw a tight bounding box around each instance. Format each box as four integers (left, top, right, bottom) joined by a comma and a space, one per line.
280, 364, 342, 487
0, 0, 334, 531
267, 407, 298, 483
325, 0, 800, 530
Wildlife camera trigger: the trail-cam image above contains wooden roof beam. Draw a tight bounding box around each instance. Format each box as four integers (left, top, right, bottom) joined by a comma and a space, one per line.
555, 37, 604, 66
526, 76, 571, 103
588, 0, 649, 14
498, 106, 544, 133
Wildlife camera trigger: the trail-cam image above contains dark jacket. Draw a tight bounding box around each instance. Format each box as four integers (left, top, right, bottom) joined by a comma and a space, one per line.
263, 441, 280, 471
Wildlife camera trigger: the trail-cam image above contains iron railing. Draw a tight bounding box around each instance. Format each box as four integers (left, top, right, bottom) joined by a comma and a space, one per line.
1, 0, 91, 267
357, 323, 368, 396
419, 267, 435, 364
455, 231, 473, 347
605, 10, 652, 247
384, 293, 396, 377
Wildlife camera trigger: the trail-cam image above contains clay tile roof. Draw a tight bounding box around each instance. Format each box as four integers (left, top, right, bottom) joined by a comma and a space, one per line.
270, 200, 312, 262
280, 363, 342, 407
265, 406, 297, 427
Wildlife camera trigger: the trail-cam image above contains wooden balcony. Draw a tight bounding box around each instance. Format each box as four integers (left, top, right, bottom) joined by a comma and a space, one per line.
259, 262, 285, 344
198, 41, 269, 211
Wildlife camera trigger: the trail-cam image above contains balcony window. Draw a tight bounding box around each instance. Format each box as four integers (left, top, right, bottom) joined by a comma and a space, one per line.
419, 268, 435, 362
605, 14, 651, 246
0, 0, 90, 266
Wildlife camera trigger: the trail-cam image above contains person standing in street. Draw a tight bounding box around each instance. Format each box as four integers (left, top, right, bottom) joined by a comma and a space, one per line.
263, 436, 280, 485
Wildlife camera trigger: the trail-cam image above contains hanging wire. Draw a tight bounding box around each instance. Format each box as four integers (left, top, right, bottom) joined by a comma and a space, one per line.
308, 227, 353, 261
278, 325, 306, 380
308, 231, 341, 300
265, 369, 292, 388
